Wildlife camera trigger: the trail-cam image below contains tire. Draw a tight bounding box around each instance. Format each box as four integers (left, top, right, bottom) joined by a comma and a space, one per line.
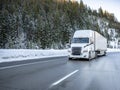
88, 51, 91, 61
69, 57, 72, 60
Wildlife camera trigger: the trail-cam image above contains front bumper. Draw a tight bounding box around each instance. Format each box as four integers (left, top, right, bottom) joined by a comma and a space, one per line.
69, 53, 89, 59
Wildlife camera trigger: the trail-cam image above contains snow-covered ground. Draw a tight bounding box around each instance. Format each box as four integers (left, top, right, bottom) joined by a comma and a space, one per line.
0, 49, 68, 63
107, 48, 120, 52
0, 48, 120, 63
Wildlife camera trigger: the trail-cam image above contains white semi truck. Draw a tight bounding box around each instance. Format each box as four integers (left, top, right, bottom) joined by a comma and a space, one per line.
69, 30, 107, 60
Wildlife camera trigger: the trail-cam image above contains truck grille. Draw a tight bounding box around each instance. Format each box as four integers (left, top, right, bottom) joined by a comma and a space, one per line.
72, 47, 81, 55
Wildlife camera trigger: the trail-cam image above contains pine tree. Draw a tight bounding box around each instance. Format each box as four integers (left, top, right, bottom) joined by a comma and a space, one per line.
98, 7, 103, 17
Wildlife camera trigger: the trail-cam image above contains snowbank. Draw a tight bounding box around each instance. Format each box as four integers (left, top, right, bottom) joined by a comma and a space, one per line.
107, 48, 120, 52
0, 48, 119, 63
0, 49, 68, 63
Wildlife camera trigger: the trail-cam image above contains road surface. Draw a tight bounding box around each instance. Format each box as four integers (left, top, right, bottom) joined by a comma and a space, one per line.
0, 52, 120, 90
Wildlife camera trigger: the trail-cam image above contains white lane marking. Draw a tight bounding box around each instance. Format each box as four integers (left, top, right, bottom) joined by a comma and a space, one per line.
51, 70, 79, 87
0, 59, 60, 70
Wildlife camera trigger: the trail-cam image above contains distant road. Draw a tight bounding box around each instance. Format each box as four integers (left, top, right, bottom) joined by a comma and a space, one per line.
0, 52, 120, 90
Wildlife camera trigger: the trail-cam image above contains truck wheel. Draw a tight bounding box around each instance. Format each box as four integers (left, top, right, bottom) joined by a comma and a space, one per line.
88, 51, 91, 61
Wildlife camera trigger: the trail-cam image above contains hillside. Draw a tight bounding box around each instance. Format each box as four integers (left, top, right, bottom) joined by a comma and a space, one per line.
0, 0, 120, 49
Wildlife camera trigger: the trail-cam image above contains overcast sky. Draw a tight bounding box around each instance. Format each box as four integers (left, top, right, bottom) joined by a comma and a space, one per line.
75, 0, 120, 22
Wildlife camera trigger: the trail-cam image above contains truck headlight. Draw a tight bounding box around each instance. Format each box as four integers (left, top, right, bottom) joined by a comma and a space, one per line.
68, 49, 71, 53
83, 50, 88, 52
83, 48, 89, 53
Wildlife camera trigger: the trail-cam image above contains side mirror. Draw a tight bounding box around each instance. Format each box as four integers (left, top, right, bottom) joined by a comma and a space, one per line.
66, 43, 71, 48
91, 41, 93, 44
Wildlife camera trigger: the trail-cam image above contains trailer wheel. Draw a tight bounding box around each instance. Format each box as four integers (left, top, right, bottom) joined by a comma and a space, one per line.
69, 57, 72, 60
103, 51, 106, 56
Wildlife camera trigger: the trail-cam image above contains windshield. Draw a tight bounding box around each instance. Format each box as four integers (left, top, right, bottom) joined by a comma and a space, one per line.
72, 38, 89, 43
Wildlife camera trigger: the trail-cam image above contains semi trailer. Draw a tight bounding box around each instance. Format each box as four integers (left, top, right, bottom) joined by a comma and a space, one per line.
68, 30, 107, 60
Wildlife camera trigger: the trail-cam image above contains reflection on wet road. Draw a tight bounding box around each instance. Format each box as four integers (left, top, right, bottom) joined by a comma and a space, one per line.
50, 52, 120, 90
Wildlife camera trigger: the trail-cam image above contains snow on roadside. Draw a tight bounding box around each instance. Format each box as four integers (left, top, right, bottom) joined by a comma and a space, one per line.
107, 48, 120, 52
0, 49, 68, 63
0, 48, 120, 63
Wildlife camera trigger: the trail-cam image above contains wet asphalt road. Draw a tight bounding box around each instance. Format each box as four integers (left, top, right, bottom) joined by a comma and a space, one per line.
0, 52, 120, 90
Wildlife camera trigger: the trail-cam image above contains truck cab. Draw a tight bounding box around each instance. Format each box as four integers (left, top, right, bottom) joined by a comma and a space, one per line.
69, 37, 95, 60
